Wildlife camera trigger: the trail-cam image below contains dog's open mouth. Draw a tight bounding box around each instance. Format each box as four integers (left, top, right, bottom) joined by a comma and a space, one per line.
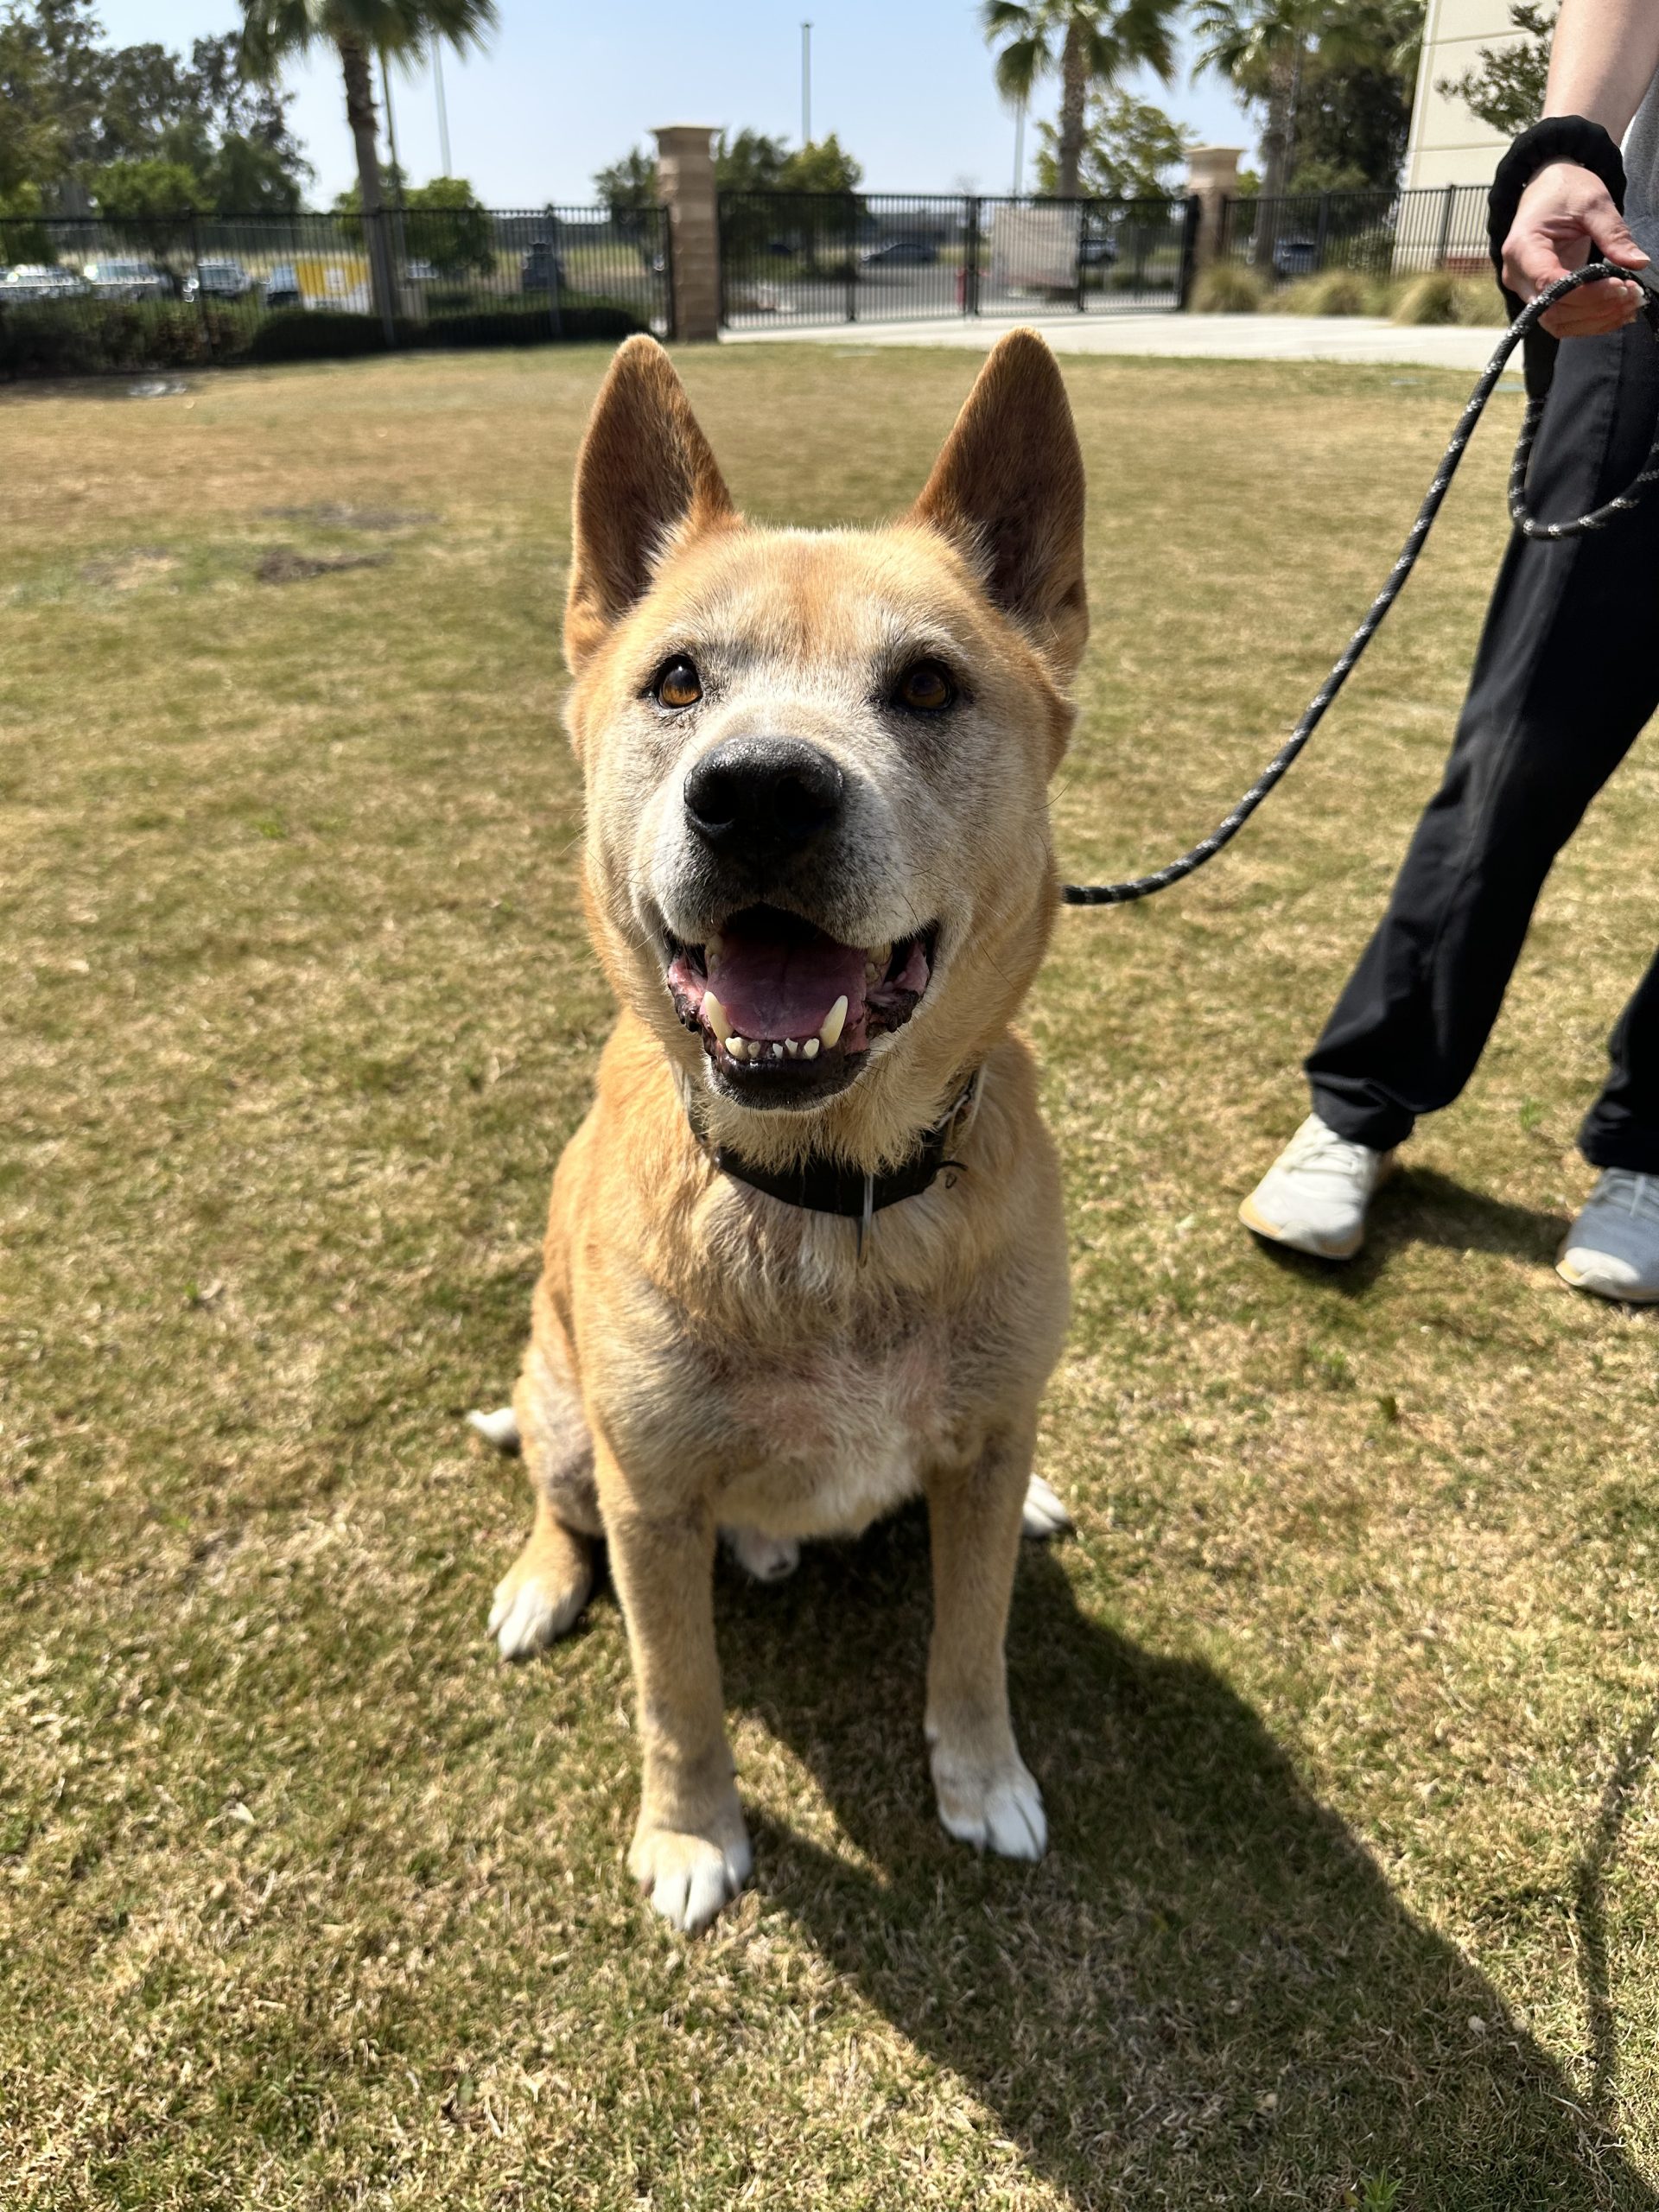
664, 905, 937, 1095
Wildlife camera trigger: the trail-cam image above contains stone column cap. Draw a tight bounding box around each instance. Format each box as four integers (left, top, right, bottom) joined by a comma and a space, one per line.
653, 124, 720, 149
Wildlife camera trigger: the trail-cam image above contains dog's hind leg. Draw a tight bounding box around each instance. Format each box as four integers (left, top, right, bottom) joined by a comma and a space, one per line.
489, 1327, 601, 1661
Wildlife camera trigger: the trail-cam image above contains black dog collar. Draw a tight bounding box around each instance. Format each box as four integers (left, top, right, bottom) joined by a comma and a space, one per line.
690, 1071, 981, 1255
1489, 116, 1630, 397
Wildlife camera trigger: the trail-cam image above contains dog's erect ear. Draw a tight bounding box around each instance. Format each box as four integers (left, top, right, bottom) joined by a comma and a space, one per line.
910, 328, 1087, 678
564, 335, 735, 671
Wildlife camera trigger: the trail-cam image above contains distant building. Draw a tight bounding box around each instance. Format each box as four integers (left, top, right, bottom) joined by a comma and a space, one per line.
1404, 0, 1517, 190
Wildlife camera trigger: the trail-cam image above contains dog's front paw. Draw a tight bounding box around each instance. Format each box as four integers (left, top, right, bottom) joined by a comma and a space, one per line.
488, 1524, 592, 1661
931, 1745, 1047, 1862
722, 1525, 801, 1582
629, 1817, 753, 1934
1020, 1474, 1072, 1540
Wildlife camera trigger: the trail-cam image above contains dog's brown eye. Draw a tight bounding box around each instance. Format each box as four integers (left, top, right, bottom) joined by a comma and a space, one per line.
655, 657, 702, 710
895, 661, 956, 714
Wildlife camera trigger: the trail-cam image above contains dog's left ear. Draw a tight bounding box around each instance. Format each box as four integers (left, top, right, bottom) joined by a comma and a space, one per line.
565, 334, 735, 672
910, 328, 1087, 679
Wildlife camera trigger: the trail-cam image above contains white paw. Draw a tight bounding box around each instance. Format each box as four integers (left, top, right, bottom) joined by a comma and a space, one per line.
1020, 1474, 1071, 1540
488, 1565, 588, 1659
722, 1525, 801, 1582
467, 1405, 520, 1452
630, 1824, 753, 1935
933, 1752, 1047, 1861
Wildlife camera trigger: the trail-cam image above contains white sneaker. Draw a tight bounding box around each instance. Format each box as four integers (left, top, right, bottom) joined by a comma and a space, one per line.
1557, 1170, 1659, 1301
1239, 1112, 1395, 1261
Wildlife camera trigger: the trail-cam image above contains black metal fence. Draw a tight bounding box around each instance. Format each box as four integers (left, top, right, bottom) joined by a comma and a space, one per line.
1217, 183, 1490, 286
719, 192, 1196, 329
0, 204, 670, 378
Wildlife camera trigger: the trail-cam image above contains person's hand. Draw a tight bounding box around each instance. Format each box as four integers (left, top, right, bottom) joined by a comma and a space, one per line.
1503, 160, 1649, 335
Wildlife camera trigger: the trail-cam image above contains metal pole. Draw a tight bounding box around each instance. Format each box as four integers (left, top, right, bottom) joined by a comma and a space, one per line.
1012, 97, 1026, 197
801, 22, 811, 146
433, 38, 451, 176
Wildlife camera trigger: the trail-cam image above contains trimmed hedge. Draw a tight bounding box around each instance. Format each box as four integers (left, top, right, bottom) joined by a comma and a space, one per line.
247, 299, 648, 364
0, 298, 248, 378
0, 294, 652, 378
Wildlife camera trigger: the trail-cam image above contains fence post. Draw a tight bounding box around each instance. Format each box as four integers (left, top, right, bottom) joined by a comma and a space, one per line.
653, 125, 721, 340
1314, 191, 1332, 270
1183, 146, 1242, 300
1176, 194, 1201, 310
1434, 181, 1457, 269
366, 209, 397, 347
964, 195, 980, 317
188, 212, 215, 360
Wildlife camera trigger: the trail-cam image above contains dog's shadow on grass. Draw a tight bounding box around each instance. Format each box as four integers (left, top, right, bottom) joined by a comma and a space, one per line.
719, 1518, 1656, 2209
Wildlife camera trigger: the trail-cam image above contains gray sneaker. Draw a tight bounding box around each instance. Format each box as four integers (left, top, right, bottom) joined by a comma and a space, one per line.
1557, 1170, 1659, 1301
1239, 1112, 1395, 1261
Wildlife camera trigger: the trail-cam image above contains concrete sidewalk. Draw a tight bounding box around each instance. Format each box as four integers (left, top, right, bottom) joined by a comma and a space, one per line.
723, 309, 1506, 372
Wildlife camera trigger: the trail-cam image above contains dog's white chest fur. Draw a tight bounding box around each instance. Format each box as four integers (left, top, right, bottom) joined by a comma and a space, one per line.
714, 1326, 949, 1540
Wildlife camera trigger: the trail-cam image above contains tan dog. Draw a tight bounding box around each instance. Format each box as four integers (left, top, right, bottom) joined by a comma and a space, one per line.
482, 328, 1087, 1932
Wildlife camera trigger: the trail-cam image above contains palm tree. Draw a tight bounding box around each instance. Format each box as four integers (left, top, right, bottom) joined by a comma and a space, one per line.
1192, 0, 1321, 267
240, 0, 496, 328
982, 0, 1179, 200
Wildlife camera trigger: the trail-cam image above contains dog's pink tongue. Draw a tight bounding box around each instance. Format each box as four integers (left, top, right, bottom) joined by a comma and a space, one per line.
707, 929, 866, 1042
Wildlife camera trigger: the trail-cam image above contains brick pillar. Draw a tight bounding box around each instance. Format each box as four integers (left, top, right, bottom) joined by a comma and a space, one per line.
654, 124, 721, 342
1185, 146, 1243, 275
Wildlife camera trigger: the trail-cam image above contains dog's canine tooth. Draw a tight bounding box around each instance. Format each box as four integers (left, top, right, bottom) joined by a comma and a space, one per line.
703, 989, 731, 1043
819, 995, 848, 1050
803, 1037, 820, 1060
785, 1039, 800, 1058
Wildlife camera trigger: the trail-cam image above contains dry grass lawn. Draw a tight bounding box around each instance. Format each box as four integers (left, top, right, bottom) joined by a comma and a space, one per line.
3, 340, 1659, 2210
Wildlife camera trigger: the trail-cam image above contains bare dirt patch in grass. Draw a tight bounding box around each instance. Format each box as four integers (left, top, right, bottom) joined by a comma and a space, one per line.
3, 344, 1657, 2210
255, 545, 394, 584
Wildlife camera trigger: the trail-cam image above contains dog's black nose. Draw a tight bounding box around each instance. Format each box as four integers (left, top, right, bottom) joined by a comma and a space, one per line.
683, 739, 844, 864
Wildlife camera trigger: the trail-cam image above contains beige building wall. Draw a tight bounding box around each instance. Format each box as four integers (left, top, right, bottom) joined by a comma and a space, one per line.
1404, 0, 1520, 189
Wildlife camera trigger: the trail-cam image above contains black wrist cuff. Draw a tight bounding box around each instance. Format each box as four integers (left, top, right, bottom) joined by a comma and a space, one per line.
1488, 116, 1628, 396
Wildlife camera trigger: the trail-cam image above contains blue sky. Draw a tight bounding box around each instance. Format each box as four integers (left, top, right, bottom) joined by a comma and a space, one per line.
96, 1, 1255, 207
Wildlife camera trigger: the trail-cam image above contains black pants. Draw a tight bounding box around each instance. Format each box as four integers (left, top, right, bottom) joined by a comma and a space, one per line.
1306, 311, 1659, 1171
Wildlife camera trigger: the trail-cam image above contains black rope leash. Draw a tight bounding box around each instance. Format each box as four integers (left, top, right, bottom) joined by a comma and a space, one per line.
1062, 258, 1659, 907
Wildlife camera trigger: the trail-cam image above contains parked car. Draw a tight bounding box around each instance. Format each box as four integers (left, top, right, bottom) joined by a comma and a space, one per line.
0, 264, 89, 302
83, 257, 169, 300
1272, 236, 1320, 278
859, 238, 938, 269
1077, 234, 1122, 268
263, 263, 303, 310
403, 257, 440, 283
183, 258, 254, 302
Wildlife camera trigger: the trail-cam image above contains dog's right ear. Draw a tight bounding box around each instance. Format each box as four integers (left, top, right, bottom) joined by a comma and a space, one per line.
564, 336, 734, 672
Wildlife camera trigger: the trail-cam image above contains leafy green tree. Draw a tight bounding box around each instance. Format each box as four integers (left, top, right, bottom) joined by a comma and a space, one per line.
594, 143, 655, 220
778, 133, 863, 194
240, 0, 497, 325
89, 153, 200, 251
1033, 91, 1190, 197
982, 0, 1179, 199
403, 173, 493, 272
715, 128, 789, 194
1440, 0, 1551, 136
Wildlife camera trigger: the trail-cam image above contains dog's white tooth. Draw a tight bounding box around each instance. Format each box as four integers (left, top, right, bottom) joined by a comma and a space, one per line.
705, 928, 726, 964
818, 995, 848, 1050
868, 940, 892, 974
703, 989, 731, 1044
727, 1036, 747, 1061
803, 1037, 820, 1060
785, 1039, 800, 1058
770, 1042, 784, 1060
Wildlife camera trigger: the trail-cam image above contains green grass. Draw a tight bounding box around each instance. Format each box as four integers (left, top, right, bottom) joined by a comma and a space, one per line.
3, 341, 1658, 2210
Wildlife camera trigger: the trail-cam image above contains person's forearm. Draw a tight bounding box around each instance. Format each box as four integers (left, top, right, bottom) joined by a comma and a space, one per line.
1544, 0, 1659, 140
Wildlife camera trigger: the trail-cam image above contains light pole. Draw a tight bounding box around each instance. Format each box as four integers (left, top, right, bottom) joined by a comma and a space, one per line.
801, 21, 812, 147
1011, 95, 1026, 196
433, 36, 452, 178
